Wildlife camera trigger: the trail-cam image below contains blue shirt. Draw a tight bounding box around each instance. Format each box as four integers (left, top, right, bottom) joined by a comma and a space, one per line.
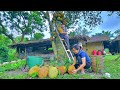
74, 50, 91, 64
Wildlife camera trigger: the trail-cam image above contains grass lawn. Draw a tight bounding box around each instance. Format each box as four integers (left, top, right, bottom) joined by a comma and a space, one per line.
103, 55, 120, 79
0, 55, 120, 79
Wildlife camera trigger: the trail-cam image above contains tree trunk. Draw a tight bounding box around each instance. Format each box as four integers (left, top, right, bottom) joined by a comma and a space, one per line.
49, 21, 68, 64
11, 38, 16, 44
54, 22, 69, 64
44, 11, 58, 60
48, 20, 58, 59
20, 32, 25, 42
46, 12, 70, 65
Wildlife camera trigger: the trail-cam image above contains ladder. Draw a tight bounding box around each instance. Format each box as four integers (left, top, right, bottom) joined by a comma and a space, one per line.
55, 24, 74, 62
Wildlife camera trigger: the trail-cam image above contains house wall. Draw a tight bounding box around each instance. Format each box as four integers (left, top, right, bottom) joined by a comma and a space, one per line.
15, 44, 53, 59
82, 42, 104, 56
114, 41, 119, 53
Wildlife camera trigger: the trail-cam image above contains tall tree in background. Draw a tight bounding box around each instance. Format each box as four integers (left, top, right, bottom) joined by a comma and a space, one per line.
75, 27, 92, 36
33, 33, 44, 40
0, 34, 12, 62
0, 11, 44, 44
102, 31, 114, 38
114, 29, 120, 37
0, 34, 12, 46
69, 32, 76, 38
93, 30, 114, 38
15, 36, 29, 42
69, 27, 92, 38
92, 33, 103, 37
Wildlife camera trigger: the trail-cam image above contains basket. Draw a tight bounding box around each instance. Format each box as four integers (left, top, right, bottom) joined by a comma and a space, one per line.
91, 55, 104, 73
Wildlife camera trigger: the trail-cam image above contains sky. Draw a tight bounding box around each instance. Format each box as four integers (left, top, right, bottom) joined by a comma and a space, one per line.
92, 11, 120, 34
43, 11, 120, 39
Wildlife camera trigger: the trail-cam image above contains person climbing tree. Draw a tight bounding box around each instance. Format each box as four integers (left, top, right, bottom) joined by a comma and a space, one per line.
59, 24, 70, 50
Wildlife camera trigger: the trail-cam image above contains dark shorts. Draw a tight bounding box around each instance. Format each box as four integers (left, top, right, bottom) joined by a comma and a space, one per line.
74, 62, 91, 69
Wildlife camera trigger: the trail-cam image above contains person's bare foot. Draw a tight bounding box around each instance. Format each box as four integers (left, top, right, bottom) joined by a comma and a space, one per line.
81, 71, 85, 74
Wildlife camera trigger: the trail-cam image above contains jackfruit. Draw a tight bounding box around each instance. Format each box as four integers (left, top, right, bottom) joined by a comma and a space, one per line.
57, 17, 63, 21
38, 66, 48, 78
28, 65, 40, 77
52, 20, 55, 23
50, 37, 53, 41
57, 13, 61, 17
68, 65, 76, 74
53, 32, 57, 37
48, 66, 58, 79
57, 66, 66, 75
60, 13, 64, 18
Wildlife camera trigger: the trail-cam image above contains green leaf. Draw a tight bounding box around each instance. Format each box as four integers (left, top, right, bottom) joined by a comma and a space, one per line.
58, 70, 61, 75
31, 72, 38, 78
48, 48, 53, 51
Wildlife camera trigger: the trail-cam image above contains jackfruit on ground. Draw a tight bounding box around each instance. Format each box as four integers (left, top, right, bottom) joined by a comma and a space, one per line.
28, 66, 40, 77
68, 65, 76, 74
57, 66, 66, 75
48, 66, 58, 79
38, 66, 48, 78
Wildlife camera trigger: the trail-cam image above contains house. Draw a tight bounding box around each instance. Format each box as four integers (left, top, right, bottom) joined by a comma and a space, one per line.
9, 35, 110, 59
9, 39, 53, 59
9, 35, 90, 59
81, 36, 110, 56
111, 35, 120, 54
69, 35, 91, 47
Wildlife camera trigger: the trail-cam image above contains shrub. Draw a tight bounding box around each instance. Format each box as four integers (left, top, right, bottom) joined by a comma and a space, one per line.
0, 46, 8, 63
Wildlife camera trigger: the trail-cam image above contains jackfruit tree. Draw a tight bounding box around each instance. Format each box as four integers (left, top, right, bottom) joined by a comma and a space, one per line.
0, 11, 44, 44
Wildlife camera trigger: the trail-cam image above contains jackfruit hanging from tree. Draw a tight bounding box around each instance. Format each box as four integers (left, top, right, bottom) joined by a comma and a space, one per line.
50, 37, 54, 41
53, 31, 57, 37
52, 12, 67, 24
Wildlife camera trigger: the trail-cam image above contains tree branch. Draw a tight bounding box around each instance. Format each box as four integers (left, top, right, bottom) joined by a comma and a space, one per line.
11, 18, 24, 33
41, 11, 49, 20
0, 23, 16, 44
